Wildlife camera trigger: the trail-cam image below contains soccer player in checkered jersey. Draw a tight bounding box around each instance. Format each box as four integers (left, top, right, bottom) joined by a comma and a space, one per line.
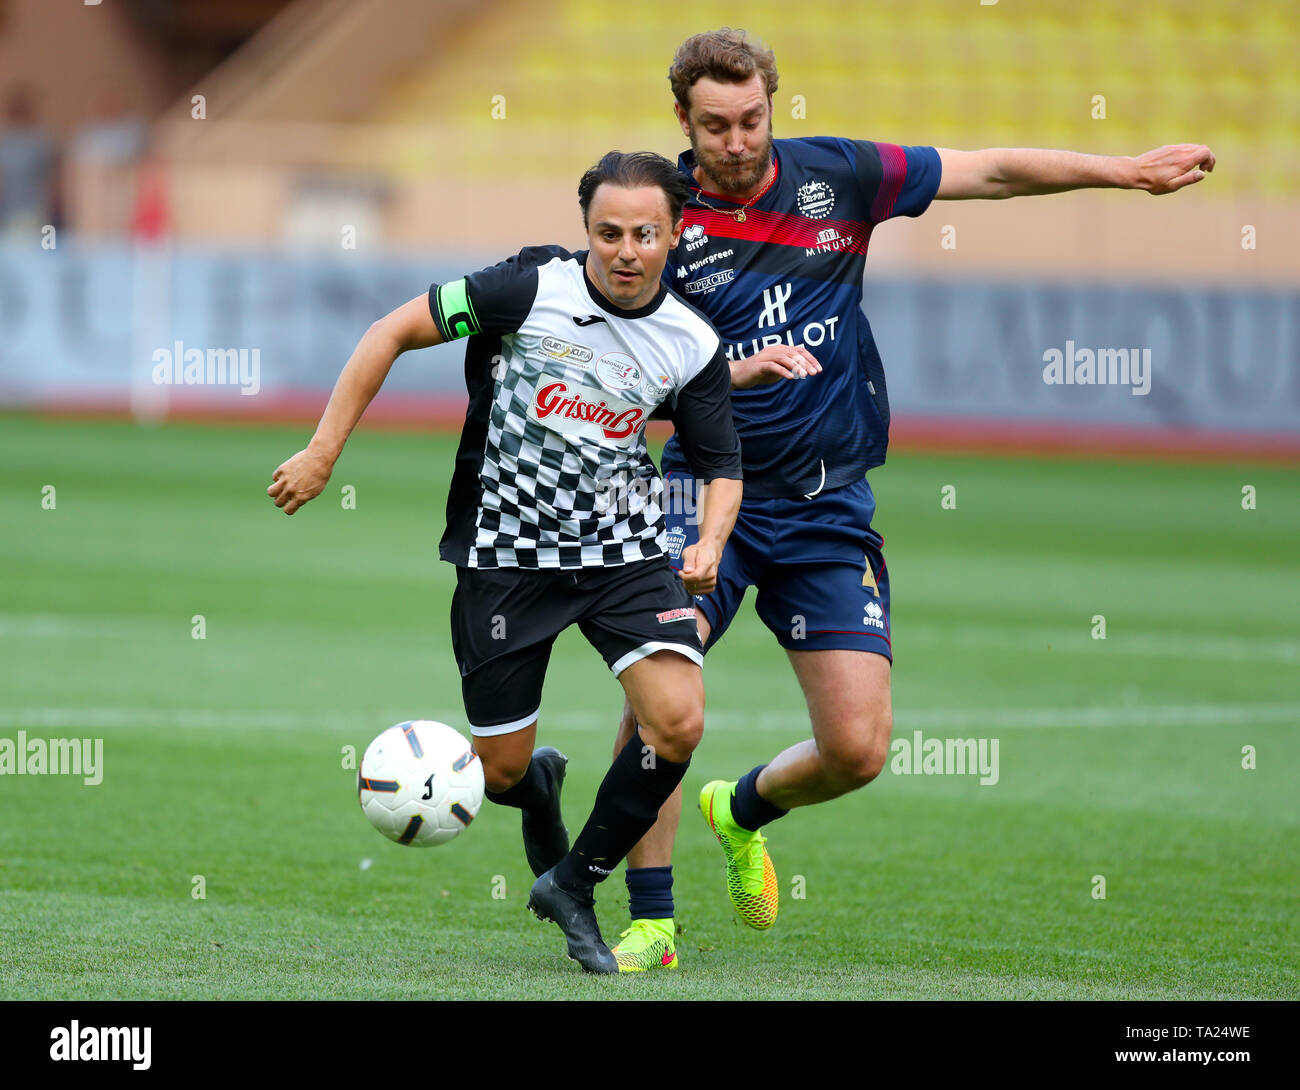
605, 28, 1214, 971
269, 151, 744, 973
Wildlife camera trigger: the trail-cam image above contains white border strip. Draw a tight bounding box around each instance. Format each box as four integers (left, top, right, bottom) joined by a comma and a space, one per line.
610, 640, 704, 678
466, 707, 540, 738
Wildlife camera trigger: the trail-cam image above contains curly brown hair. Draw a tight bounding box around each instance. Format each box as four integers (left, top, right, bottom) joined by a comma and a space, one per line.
668, 28, 779, 113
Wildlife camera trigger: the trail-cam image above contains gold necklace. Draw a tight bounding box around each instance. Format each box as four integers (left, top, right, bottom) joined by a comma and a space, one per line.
690, 159, 776, 223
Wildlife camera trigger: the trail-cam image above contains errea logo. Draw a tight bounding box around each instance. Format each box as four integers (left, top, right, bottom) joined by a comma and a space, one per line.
682, 223, 709, 252
863, 601, 885, 629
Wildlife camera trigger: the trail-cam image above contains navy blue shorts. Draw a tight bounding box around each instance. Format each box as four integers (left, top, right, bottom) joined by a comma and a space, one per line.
662, 471, 891, 660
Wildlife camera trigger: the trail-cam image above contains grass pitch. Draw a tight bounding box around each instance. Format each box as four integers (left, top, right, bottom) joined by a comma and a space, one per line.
1, 415, 1296, 1000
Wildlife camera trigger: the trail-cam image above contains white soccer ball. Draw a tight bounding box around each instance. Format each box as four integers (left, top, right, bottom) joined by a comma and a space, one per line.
358, 720, 484, 847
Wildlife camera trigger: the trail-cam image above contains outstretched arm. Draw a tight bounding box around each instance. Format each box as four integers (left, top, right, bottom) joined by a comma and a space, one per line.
935, 143, 1215, 200
267, 294, 442, 515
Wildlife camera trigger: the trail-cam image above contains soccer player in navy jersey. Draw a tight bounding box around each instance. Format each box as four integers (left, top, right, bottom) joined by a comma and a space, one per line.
606, 28, 1215, 971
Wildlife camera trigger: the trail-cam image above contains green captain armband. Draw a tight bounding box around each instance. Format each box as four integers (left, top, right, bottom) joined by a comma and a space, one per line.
434, 278, 481, 339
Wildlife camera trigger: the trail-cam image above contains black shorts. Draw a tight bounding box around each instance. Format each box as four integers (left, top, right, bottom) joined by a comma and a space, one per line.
449, 557, 702, 736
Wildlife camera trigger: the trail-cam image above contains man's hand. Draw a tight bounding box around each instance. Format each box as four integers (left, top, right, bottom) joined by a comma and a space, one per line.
730, 344, 822, 389
268, 445, 336, 515
1128, 143, 1216, 194
680, 540, 721, 595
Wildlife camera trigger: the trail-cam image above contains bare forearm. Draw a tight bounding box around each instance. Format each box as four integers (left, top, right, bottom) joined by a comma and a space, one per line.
695, 477, 742, 552
308, 323, 405, 462
983, 148, 1133, 198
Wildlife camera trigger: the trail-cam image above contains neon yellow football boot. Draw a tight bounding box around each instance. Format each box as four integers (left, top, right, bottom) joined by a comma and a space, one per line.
699, 780, 779, 930
611, 917, 678, 972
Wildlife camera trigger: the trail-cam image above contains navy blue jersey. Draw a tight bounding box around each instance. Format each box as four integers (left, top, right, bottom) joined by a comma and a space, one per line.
660, 137, 941, 498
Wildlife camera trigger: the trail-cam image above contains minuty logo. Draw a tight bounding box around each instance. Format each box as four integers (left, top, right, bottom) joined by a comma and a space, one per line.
530, 381, 645, 444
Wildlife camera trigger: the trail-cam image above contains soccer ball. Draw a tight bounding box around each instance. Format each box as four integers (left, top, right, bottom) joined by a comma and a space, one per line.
358, 720, 484, 847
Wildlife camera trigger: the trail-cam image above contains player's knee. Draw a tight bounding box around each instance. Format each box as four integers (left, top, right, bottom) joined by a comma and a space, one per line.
661, 714, 704, 760
673, 711, 705, 754
638, 708, 703, 764
822, 750, 875, 791
822, 718, 892, 791
852, 739, 890, 787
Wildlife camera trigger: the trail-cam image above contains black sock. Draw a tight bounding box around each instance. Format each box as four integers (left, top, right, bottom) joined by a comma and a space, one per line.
731, 764, 788, 832
555, 731, 689, 893
626, 866, 674, 920
484, 755, 552, 813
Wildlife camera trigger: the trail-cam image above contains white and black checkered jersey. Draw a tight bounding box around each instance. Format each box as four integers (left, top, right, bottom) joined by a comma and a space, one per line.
429, 246, 741, 570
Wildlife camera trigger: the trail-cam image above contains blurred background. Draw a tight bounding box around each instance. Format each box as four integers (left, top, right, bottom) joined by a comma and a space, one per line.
1, 0, 1297, 452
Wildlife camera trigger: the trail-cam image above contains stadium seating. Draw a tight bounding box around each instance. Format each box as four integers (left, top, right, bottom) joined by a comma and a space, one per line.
365, 0, 1296, 194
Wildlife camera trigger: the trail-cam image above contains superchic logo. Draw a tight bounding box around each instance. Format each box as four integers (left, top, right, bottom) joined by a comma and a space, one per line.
528, 381, 645, 446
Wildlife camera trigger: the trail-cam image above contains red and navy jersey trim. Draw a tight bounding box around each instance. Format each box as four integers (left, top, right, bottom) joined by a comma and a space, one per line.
681, 205, 873, 256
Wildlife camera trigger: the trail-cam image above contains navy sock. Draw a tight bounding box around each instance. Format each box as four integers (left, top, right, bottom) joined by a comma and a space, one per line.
730, 764, 788, 832
484, 756, 551, 813
555, 731, 689, 893
626, 866, 674, 920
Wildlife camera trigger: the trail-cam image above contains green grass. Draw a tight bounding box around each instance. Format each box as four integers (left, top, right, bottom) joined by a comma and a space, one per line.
1, 415, 1297, 999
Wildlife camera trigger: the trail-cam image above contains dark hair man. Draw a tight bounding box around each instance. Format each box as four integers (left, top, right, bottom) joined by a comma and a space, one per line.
269, 151, 744, 973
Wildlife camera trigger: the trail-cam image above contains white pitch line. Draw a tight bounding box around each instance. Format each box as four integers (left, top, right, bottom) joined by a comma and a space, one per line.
0, 616, 130, 639
3, 613, 1297, 662
0, 704, 1296, 732
918, 625, 1300, 664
